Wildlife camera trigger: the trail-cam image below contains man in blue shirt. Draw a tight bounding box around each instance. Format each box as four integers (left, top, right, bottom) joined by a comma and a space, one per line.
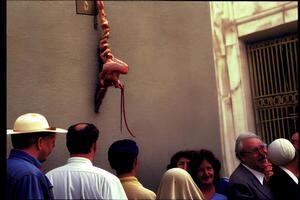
6, 113, 67, 200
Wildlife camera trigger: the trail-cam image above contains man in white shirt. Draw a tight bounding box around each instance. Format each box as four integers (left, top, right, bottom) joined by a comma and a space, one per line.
268, 138, 299, 200
228, 132, 274, 200
46, 123, 127, 199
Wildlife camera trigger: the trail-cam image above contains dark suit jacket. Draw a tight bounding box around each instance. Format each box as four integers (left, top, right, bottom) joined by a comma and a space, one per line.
228, 164, 274, 200
269, 165, 299, 200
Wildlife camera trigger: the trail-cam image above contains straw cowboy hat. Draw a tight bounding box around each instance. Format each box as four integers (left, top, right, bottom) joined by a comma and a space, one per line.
7, 113, 67, 134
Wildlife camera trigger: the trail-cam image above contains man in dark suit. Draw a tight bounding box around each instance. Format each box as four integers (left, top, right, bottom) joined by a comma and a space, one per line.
228, 132, 274, 200
268, 138, 299, 200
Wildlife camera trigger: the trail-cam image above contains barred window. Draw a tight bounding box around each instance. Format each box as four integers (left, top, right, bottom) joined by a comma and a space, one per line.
246, 34, 298, 144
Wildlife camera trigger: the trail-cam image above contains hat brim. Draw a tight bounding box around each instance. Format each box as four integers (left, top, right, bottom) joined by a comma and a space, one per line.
7, 128, 67, 135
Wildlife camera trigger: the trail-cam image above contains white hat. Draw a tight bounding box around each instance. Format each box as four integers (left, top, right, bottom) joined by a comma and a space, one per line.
268, 138, 295, 166
7, 113, 67, 134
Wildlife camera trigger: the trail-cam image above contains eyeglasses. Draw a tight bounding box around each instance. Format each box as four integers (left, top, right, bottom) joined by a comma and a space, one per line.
241, 143, 267, 154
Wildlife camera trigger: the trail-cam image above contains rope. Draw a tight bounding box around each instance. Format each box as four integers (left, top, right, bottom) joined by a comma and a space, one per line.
120, 86, 135, 137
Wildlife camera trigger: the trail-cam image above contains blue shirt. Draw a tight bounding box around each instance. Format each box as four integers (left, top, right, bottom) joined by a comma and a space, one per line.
212, 192, 228, 200
6, 149, 54, 200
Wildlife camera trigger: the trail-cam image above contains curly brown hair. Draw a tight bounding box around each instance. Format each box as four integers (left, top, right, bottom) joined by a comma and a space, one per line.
189, 149, 221, 187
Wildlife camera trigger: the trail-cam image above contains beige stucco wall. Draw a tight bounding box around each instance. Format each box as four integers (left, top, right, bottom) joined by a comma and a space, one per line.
7, 1, 220, 191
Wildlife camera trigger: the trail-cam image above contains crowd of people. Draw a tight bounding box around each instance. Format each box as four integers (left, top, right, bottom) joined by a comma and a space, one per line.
6, 113, 299, 200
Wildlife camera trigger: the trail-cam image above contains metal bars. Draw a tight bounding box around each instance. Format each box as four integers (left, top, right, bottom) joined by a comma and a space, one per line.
246, 34, 298, 144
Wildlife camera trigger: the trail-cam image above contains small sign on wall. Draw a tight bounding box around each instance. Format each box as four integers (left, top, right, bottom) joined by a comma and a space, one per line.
76, 0, 97, 15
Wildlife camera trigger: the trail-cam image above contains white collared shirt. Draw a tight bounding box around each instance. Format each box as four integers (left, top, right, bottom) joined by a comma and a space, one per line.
279, 166, 298, 184
242, 163, 265, 185
46, 157, 127, 199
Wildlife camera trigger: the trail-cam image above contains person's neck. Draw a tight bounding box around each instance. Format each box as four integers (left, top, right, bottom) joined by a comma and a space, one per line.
200, 184, 215, 200
118, 170, 136, 178
70, 153, 93, 161
18, 148, 39, 159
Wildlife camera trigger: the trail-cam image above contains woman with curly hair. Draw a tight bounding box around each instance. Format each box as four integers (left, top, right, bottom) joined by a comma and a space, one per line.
190, 149, 228, 200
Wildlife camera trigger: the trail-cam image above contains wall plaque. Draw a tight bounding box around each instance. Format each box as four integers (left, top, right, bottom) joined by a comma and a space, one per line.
76, 0, 97, 15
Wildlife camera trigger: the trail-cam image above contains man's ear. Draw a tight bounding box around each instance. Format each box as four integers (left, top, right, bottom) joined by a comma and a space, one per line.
239, 154, 246, 162
36, 137, 43, 151
133, 157, 138, 169
92, 141, 98, 153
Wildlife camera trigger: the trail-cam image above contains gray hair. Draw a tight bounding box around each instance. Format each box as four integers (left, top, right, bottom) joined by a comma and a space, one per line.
235, 132, 261, 161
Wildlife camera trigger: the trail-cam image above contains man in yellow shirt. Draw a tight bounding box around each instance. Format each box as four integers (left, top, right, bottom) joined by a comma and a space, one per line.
108, 139, 156, 200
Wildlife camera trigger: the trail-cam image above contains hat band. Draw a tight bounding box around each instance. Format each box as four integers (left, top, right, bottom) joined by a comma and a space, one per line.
13, 127, 57, 132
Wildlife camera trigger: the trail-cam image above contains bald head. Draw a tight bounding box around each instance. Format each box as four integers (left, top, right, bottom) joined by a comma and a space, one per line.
73, 123, 88, 131
66, 123, 99, 154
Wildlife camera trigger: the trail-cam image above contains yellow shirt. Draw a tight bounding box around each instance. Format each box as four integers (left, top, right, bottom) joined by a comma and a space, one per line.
119, 176, 156, 200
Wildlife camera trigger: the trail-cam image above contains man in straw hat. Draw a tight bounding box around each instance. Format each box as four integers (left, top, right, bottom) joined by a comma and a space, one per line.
6, 113, 67, 200
267, 138, 299, 200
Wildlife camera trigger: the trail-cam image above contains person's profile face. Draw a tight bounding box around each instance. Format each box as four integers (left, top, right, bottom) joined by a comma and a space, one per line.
176, 157, 190, 170
291, 132, 299, 150
197, 159, 214, 186
38, 134, 56, 162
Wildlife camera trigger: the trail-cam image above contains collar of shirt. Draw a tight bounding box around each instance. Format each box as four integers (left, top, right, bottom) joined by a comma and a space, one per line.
119, 176, 143, 187
279, 166, 298, 184
67, 157, 93, 166
9, 149, 41, 168
119, 176, 138, 183
242, 163, 265, 185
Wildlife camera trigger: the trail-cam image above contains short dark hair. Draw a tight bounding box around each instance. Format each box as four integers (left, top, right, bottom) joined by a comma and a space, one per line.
167, 150, 196, 170
67, 123, 99, 154
108, 139, 139, 175
11, 132, 55, 149
190, 149, 221, 186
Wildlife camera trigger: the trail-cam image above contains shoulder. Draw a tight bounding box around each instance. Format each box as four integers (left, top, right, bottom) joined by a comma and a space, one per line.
90, 166, 126, 188
139, 189, 156, 199
7, 158, 43, 179
91, 166, 120, 180
47, 164, 117, 178
229, 165, 253, 183
144, 189, 157, 199
136, 184, 156, 197
230, 164, 247, 175
122, 178, 156, 199
45, 165, 69, 177
125, 185, 156, 199
228, 165, 256, 197
269, 166, 297, 187
46, 164, 121, 185
212, 193, 228, 200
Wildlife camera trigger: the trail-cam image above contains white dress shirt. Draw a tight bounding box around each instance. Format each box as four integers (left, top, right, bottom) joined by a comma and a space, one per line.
242, 163, 265, 185
46, 157, 127, 199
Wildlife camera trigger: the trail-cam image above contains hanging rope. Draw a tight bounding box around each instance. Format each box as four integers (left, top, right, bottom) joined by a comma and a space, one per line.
120, 86, 135, 137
